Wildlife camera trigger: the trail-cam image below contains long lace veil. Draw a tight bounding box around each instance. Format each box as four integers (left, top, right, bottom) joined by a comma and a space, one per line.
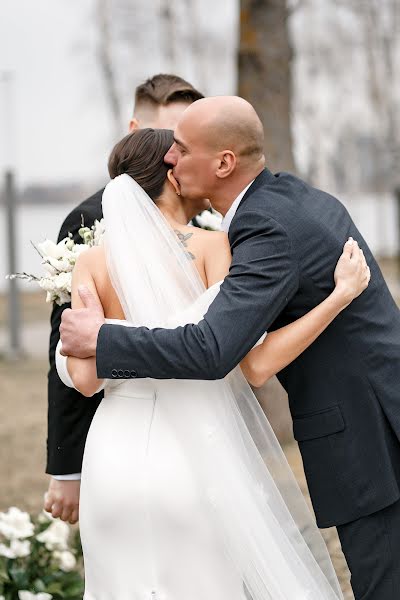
102, 174, 343, 600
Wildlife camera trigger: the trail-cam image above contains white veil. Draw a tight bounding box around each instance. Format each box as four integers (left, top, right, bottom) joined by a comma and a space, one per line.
102, 174, 343, 600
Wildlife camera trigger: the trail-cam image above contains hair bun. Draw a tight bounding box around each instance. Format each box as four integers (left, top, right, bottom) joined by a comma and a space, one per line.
108, 128, 174, 202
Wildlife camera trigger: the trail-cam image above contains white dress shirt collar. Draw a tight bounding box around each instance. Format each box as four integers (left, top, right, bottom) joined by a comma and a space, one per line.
221, 179, 255, 233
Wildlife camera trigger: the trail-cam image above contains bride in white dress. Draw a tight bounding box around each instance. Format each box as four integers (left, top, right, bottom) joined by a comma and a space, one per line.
56, 129, 369, 600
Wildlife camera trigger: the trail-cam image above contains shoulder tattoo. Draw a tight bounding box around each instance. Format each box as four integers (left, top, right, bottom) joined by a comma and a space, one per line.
174, 229, 195, 260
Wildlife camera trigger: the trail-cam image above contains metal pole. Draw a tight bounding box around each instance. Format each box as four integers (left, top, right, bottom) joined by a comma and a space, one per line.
1, 70, 21, 357
5, 169, 21, 356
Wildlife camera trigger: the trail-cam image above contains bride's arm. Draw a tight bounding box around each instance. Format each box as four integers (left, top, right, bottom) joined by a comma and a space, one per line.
64, 252, 105, 397
240, 239, 370, 387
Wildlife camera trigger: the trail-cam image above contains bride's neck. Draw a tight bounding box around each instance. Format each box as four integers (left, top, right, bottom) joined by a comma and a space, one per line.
157, 194, 190, 228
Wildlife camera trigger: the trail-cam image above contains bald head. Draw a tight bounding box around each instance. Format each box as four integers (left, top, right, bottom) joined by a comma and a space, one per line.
165, 96, 266, 214
181, 96, 265, 164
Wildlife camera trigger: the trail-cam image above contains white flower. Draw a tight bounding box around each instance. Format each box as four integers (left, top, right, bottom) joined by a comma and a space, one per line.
18, 592, 53, 600
65, 238, 75, 251
196, 210, 222, 231
72, 243, 89, 257
0, 542, 16, 558
46, 256, 73, 273
80, 230, 92, 245
36, 520, 70, 551
93, 219, 105, 245
45, 291, 55, 303
0, 507, 34, 540
54, 549, 76, 572
37, 506, 56, 524
55, 290, 72, 306
42, 262, 58, 276
56, 238, 73, 254
54, 271, 72, 293
36, 239, 65, 260
12, 538, 31, 557
39, 277, 56, 293
0, 539, 31, 558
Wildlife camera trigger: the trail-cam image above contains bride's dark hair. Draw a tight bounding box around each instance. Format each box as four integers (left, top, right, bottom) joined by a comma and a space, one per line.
108, 128, 174, 202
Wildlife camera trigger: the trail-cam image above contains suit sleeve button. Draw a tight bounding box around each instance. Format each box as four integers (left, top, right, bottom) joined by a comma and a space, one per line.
117, 369, 124, 377
111, 369, 118, 378
124, 370, 130, 378
130, 370, 138, 378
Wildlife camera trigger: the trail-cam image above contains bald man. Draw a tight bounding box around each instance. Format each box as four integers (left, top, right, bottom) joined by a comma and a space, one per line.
61, 96, 400, 599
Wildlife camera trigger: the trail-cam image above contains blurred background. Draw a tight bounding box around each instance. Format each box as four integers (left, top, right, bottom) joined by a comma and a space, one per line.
1, 1, 399, 596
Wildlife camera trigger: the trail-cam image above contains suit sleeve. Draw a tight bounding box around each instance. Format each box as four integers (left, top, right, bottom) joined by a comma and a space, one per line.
46, 206, 103, 475
96, 210, 299, 381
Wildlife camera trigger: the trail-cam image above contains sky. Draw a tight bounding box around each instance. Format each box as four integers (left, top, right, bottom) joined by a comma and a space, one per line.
0, 0, 108, 184
0, 0, 238, 186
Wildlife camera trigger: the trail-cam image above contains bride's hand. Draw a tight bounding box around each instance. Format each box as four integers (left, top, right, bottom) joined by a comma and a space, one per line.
333, 237, 371, 307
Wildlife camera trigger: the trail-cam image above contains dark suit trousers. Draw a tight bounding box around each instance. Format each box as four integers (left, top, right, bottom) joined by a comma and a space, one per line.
337, 497, 400, 599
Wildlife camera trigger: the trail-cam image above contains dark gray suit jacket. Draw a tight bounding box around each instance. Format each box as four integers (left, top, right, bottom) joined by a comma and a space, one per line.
97, 168, 400, 528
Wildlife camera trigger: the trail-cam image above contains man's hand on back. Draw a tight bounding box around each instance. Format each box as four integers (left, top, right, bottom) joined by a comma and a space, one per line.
60, 286, 105, 358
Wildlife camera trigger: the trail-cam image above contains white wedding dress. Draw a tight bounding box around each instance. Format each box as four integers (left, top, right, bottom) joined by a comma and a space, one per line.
79, 286, 262, 600
56, 174, 344, 600
57, 285, 263, 599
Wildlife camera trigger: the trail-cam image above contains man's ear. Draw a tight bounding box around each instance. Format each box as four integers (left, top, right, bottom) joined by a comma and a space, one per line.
129, 117, 140, 131
216, 151, 236, 179
167, 169, 181, 195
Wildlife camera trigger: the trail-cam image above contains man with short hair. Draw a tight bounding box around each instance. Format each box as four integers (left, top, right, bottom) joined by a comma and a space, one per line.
44, 74, 203, 524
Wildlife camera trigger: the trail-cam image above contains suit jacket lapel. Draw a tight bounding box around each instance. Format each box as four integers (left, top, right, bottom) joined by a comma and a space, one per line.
228, 168, 276, 243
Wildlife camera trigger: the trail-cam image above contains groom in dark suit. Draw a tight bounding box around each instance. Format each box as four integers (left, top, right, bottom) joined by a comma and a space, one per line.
44, 74, 203, 524
61, 96, 400, 599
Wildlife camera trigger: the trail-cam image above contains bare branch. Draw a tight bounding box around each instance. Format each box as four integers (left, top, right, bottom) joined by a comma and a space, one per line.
96, 0, 123, 139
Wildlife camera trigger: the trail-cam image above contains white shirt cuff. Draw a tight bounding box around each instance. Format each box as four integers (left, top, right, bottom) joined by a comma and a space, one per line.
55, 339, 75, 388
52, 473, 81, 481
55, 338, 105, 394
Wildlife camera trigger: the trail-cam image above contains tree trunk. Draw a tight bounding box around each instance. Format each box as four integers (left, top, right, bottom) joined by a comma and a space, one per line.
96, 0, 123, 140
160, 0, 178, 73
238, 0, 295, 172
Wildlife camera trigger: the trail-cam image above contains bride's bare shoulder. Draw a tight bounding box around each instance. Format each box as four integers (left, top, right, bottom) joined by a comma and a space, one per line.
73, 245, 108, 284
188, 228, 231, 286
197, 228, 230, 253
183, 225, 229, 247
76, 245, 105, 268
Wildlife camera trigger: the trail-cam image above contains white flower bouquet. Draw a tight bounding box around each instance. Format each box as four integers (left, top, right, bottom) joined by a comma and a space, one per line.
6, 219, 105, 306
6, 209, 219, 308
0, 506, 83, 600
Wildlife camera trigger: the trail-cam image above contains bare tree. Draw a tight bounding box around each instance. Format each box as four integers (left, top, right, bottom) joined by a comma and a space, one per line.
160, 0, 178, 72
96, 0, 123, 139
238, 0, 295, 172
359, 0, 399, 187
337, 0, 400, 188
182, 0, 208, 92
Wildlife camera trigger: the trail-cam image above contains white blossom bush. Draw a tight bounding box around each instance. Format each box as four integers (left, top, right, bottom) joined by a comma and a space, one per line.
0, 507, 83, 600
